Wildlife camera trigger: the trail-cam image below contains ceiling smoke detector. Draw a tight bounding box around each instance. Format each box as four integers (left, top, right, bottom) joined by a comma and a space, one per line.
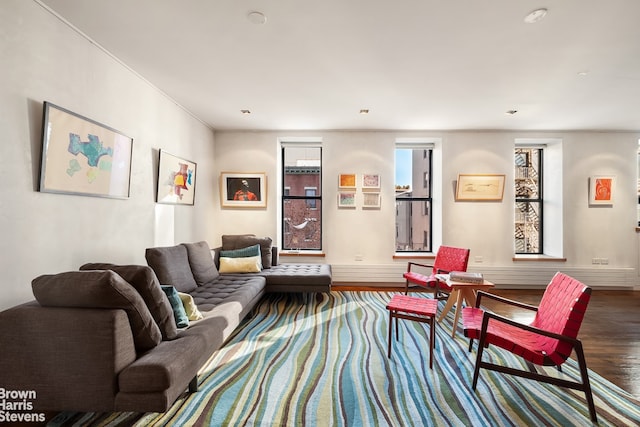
247, 11, 267, 25
524, 8, 548, 24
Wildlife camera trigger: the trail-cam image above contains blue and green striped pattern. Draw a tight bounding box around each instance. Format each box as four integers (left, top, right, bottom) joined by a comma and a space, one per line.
52, 291, 640, 426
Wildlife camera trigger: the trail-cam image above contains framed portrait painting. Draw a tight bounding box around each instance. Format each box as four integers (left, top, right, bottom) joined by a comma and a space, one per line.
221, 172, 267, 208
39, 102, 133, 199
156, 150, 197, 205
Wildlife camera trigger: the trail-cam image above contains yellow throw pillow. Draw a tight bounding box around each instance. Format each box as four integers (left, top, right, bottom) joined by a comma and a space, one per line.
219, 255, 262, 273
177, 292, 204, 321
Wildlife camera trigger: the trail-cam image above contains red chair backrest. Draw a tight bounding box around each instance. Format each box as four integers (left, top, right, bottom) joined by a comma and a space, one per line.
532, 272, 592, 364
432, 246, 470, 275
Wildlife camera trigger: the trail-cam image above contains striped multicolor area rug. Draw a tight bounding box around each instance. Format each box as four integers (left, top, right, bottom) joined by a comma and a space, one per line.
50, 291, 639, 426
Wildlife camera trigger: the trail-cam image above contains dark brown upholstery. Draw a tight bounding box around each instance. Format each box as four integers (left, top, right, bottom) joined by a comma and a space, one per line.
80, 263, 178, 340
145, 244, 198, 292
32, 270, 161, 351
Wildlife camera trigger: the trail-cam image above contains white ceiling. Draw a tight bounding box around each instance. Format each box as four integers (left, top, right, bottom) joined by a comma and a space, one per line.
39, 0, 640, 132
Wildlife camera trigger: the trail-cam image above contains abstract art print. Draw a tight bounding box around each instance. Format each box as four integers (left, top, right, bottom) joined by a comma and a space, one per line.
337, 192, 356, 208
156, 150, 197, 205
39, 102, 133, 199
220, 172, 267, 208
362, 173, 380, 191
338, 173, 357, 189
362, 192, 381, 209
589, 176, 615, 206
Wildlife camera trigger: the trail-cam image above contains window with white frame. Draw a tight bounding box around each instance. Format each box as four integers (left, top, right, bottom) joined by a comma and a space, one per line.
395, 143, 433, 252
281, 144, 322, 251
514, 147, 543, 254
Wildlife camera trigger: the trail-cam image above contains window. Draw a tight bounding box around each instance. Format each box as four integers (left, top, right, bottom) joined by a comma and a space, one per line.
514, 147, 543, 254
281, 145, 322, 250
637, 140, 640, 226
395, 145, 433, 252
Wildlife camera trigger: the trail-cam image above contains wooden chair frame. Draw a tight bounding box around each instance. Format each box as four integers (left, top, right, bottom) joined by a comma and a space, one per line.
467, 291, 597, 422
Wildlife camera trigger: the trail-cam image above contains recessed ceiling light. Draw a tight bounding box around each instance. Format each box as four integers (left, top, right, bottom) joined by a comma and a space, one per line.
247, 11, 267, 25
359, 109, 370, 114
524, 8, 548, 24
241, 109, 251, 115
577, 71, 589, 76
505, 110, 518, 115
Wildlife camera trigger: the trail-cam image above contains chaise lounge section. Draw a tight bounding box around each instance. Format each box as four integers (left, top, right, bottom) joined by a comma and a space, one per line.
0, 236, 331, 413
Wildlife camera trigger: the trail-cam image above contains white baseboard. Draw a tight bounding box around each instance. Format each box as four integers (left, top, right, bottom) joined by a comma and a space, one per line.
330, 264, 638, 289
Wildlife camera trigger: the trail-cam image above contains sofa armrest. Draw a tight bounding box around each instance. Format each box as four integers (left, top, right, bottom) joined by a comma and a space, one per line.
0, 302, 137, 412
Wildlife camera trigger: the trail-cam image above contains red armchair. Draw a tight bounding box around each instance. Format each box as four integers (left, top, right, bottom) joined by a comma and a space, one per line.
403, 245, 470, 299
462, 272, 597, 422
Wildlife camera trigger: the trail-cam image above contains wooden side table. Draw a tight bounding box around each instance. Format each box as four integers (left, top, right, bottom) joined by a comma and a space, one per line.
437, 278, 495, 337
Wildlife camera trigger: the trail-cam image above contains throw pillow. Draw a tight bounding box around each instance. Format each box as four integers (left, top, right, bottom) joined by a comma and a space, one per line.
220, 244, 261, 259
178, 292, 204, 321
79, 263, 178, 340
218, 255, 262, 273
32, 270, 162, 351
221, 235, 273, 269
160, 286, 190, 328
182, 241, 219, 285
145, 244, 198, 292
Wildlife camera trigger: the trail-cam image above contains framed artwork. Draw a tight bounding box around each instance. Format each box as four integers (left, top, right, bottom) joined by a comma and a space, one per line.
362, 173, 380, 191
337, 192, 356, 208
39, 101, 133, 199
221, 172, 267, 208
362, 192, 381, 209
338, 173, 356, 189
156, 150, 197, 205
590, 176, 615, 206
455, 174, 505, 201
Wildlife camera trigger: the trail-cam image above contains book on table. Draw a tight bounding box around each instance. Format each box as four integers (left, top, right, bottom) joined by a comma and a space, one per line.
449, 271, 484, 284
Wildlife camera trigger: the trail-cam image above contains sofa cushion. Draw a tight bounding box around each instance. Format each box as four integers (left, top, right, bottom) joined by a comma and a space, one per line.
31, 270, 161, 351
182, 241, 219, 285
222, 235, 273, 269
220, 244, 261, 259
80, 263, 178, 340
219, 255, 262, 273
161, 286, 189, 328
146, 245, 198, 292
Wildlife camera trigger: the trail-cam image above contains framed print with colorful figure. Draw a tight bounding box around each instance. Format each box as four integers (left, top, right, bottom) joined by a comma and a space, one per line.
156, 150, 197, 205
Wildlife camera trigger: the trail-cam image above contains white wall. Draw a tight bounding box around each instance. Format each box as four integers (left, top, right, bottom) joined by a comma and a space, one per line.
0, 1, 217, 310
214, 130, 640, 289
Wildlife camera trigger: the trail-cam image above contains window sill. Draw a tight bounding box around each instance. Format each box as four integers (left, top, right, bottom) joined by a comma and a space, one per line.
279, 251, 325, 258
393, 253, 435, 260
512, 255, 567, 262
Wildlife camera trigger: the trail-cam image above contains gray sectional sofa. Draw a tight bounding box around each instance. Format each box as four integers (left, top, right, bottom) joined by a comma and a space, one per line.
0, 236, 331, 413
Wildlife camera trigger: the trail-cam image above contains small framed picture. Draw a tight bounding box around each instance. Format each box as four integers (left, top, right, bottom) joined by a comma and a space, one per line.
39, 102, 133, 199
455, 174, 505, 201
338, 173, 357, 189
362, 192, 381, 209
362, 173, 380, 191
338, 192, 356, 208
589, 176, 615, 206
156, 150, 197, 205
220, 172, 267, 208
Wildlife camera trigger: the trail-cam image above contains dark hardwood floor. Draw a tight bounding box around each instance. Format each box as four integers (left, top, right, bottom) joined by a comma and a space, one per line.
334, 285, 640, 398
